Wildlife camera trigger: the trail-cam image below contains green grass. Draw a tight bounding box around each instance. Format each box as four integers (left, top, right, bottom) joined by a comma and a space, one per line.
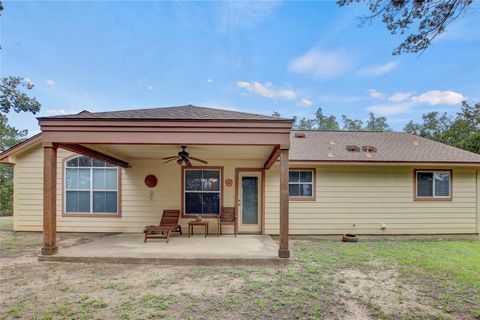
0, 218, 13, 231
296, 240, 480, 318
1, 238, 478, 319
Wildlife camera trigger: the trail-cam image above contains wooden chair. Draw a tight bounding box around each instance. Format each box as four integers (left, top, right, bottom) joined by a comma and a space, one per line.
217, 207, 237, 237
144, 210, 182, 243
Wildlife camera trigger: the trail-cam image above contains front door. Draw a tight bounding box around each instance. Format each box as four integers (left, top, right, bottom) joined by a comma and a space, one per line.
237, 171, 262, 233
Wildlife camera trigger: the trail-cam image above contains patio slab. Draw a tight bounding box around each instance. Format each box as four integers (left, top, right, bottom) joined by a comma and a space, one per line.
38, 233, 286, 265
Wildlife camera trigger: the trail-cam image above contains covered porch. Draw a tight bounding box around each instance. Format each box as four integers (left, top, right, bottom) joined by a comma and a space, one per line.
38, 108, 293, 258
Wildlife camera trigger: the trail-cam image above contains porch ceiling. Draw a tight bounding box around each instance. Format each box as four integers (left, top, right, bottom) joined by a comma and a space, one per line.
83, 144, 275, 161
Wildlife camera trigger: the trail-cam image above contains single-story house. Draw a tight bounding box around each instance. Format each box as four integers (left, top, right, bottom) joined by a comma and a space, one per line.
1, 105, 479, 258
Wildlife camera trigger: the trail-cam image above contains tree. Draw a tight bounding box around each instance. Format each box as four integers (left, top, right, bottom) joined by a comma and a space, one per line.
404, 111, 452, 141
341, 115, 363, 131
403, 101, 480, 154
295, 117, 316, 130
338, 0, 473, 55
0, 77, 41, 114
0, 114, 28, 215
315, 108, 340, 130
365, 112, 392, 131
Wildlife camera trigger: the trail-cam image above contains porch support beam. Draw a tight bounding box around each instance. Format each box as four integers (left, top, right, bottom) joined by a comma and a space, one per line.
42, 143, 58, 255
278, 148, 290, 258
58, 144, 129, 168
263, 145, 280, 169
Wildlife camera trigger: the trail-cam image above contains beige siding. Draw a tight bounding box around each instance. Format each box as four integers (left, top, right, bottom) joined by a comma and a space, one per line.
14, 145, 263, 233
265, 164, 478, 235
477, 169, 480, 233
13, 145, 479, 235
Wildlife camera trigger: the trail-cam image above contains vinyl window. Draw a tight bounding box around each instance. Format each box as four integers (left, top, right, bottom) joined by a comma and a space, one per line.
65, 156, 119, 214
289, 169, 314, 199
415, 170, 452, 199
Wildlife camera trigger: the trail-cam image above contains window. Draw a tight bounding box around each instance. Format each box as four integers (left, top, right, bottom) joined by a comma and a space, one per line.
183, 168, 221, 215
65, 156, 119, 215
289, 169, 315, 200
415, 170, 452, 200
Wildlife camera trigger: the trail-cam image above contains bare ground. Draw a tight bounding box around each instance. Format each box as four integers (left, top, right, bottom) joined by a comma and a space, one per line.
1, 232, 478, 320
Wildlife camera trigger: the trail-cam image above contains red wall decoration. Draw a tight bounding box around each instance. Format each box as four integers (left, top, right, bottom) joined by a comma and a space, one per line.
144, 175, 158, 188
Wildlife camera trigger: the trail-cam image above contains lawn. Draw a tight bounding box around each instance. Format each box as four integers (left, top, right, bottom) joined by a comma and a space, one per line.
0, 230, 478, 320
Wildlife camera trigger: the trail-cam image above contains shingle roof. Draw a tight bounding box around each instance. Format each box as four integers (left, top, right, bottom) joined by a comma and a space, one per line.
289, 131, 480, 163
37, 105, 291, 121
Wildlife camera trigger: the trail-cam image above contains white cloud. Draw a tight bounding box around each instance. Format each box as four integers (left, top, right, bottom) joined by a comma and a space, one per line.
368, 89, 383, 99
207, 79, 213, 83
288, 47, 353, 80
237, 81, 297, 100
356, 61, 399, 77
411, 90, 465, 105
366, 90, 465, 115
46, 109, 68, 116
388, 92, 412, 102
299, 98, 313, 107
366, 102, 413, 115
147, 85, 155, 90
45, 79, 55, 86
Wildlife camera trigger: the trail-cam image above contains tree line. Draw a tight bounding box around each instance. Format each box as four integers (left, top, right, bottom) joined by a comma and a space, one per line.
273, 101, 480, 154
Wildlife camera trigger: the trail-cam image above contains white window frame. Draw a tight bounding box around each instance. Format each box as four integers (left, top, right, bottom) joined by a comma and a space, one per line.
183, 168, 222, 216
415, 170, 452, 200
64, 156, 120, 215
289, 169, 315, 200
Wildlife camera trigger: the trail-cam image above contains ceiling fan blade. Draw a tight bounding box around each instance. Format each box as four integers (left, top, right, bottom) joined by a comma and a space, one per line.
189, 156, 208, 164
164, 158, 178, 164
162, 156, 178, 160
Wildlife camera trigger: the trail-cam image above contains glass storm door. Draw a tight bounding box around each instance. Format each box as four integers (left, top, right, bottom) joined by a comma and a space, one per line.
237, 171, 262, 233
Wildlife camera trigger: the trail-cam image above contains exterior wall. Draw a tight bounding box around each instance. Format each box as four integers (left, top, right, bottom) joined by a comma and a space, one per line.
13, 145, 263, 233
13, 144, 479, 235
477, 169, 480, 234
265, 164, 478, 235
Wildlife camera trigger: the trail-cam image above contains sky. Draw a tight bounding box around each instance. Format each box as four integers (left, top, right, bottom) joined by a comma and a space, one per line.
2, 1, 480, 135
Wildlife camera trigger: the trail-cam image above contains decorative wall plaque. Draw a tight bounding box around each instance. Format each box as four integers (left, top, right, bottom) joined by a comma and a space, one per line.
225, 178, 233, 187
144, 175, 158, 188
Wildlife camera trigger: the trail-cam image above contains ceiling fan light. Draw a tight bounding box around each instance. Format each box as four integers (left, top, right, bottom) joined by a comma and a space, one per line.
177, 159, 183, 165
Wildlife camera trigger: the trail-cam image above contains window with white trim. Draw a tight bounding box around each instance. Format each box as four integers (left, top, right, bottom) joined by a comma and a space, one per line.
184, 169, 221, 215
289, 169, 314, 198
416, 170, 451, 199
65, 156, 119, 214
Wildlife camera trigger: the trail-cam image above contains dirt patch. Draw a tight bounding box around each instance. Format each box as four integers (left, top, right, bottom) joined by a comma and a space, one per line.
331, 267, 448, 319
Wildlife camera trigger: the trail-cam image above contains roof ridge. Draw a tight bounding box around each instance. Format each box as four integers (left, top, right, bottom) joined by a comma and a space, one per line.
37, 104, 293, 121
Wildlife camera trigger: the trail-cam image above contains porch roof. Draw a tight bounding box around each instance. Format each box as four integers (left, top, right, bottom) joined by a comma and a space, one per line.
37, 104, 292, 122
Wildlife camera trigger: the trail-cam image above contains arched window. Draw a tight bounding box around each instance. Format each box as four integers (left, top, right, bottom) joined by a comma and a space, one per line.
65, 156, 119, 215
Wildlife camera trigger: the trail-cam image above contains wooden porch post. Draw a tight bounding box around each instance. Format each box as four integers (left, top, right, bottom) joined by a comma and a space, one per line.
42, 142, 58, 255
278, 148, 290, 258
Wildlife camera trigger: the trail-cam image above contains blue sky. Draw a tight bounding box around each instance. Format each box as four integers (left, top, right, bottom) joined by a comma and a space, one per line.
2, 1, 479, 135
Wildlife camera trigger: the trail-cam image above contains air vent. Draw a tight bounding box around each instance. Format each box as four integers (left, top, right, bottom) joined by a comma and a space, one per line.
78, 110, 91, 115
362, 146, 377, 153
346, 145, 360, 152
294, 132, 306, 138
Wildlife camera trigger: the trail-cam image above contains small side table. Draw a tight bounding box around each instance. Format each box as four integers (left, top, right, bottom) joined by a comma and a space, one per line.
188, 221, 209, 238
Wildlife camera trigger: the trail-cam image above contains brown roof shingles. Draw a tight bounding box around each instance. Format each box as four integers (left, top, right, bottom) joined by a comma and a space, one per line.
37, 105, 291, 121
289, 131, 480, 163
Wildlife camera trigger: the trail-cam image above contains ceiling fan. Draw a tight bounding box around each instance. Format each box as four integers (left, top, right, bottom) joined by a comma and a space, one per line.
163, 146, 208, 166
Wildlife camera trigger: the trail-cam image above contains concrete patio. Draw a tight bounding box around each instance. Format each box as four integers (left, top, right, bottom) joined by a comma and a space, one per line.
38, 233, 286, 265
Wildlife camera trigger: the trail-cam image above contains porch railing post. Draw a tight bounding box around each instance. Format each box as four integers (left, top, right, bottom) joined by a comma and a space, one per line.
42, 142, 58, 255
278, 148, 290, 258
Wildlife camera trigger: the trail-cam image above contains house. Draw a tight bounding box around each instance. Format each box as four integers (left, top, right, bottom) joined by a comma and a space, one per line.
1, 105, 479, 258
